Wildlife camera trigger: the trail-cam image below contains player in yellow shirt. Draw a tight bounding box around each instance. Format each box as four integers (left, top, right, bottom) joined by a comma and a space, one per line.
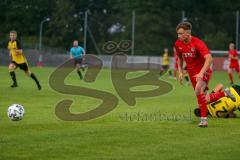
160, 48, 173, 78
194, 84, 240, 118
7, 30, 41, 90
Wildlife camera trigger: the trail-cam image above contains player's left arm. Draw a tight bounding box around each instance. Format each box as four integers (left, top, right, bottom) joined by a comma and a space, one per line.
15, 40, 23, 54
233, 50, 239, 60
81, 48, 86, 61
195, 40, 213, 81
200, 54, 213, 75
15, 49, 23, 54
82, 48, 86, 56
233, 56, 238, 60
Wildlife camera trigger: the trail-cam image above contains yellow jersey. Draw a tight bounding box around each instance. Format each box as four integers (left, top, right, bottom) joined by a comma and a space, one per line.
8, 40, 27, 64
207, 86, 240, 118
162, 52, 170, 66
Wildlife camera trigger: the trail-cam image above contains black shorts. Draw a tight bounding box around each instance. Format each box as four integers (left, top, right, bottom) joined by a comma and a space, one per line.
74, 58, 83, 66
11, 61, 29, 71
162, 65, 170, 70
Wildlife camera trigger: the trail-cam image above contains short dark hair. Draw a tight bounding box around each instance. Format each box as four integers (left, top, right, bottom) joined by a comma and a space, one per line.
176, 22, 192, 31
10, 30, 17, 35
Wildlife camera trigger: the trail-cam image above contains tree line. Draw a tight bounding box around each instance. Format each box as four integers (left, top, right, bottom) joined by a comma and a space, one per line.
0, 0, 240, 55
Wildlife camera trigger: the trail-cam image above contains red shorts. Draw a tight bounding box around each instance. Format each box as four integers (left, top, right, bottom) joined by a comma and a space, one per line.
188, 69, 212, 91
229, 63, 240, 72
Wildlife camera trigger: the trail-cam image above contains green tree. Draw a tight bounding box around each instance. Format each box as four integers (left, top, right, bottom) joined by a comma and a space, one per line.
45, 0, 81, 49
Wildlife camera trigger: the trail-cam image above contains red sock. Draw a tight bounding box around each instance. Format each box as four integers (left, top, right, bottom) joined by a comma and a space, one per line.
208, 91, 225, 103
174, 70, 177, 78
228, 73, 233, 83
197, 94, 207, 117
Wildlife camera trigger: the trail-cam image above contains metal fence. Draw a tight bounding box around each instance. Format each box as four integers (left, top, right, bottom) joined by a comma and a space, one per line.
0, 48, 237, 71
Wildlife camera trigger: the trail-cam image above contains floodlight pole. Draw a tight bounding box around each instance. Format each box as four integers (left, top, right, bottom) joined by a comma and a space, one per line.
84, 11, 88, 51
39, 18, 50, 51
182, 10, 186, 22
131, 10, 135, 56
236, 10, 239, 50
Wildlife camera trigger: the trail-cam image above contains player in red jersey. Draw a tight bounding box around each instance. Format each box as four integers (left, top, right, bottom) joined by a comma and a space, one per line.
175, 22, 236, 127
228, 43, 240, 85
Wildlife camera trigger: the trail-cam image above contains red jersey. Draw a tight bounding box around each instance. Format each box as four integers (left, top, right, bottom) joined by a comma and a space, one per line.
174, 36, 210, 74
228, 49, 239, 65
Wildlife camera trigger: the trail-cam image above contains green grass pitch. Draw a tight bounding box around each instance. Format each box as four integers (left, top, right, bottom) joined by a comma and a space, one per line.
0, 66, 240, 160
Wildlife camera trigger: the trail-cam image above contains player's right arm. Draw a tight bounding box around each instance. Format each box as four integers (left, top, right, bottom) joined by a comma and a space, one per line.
70, 48, 74, 59
174, 44, 184, 85
177, 55, 184, 85
7, 41, 12, 56
7, 42, 11, 50
70, 54, 73, 59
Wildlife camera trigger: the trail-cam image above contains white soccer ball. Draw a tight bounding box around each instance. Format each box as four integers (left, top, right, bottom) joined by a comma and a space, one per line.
7, 104, 25, 121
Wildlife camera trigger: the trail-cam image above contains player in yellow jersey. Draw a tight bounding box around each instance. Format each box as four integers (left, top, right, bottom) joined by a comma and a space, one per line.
194, 84, 240, 118
160, 48, 173, 78
7, 30, 41, 90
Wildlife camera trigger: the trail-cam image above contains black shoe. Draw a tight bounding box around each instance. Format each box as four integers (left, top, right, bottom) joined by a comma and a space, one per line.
194, 108, 201, 117
81, 64, 86, 71
11, 83, 18, 88
37, 84, 42, 90
79, 74, 83, 80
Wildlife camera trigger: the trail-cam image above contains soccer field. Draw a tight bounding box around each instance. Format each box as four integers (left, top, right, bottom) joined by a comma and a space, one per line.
0, 66, 240, 160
